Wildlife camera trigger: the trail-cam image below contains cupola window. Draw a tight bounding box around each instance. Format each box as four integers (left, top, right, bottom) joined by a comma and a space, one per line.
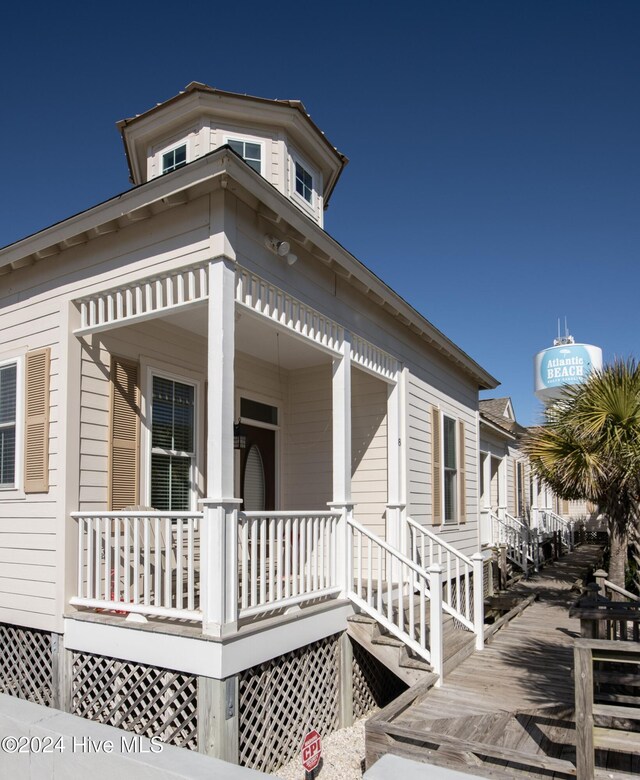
295, 161, 313, 203
228, 139, 262, 174
162, 144, 187, 174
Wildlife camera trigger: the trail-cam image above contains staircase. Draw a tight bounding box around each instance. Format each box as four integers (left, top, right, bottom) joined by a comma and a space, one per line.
347, 610, 475, 685
345, 515, 484, 686
491, 510, 540, 574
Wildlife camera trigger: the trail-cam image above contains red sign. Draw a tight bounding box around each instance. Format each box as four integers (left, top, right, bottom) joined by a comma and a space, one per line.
301, 729, 322, 772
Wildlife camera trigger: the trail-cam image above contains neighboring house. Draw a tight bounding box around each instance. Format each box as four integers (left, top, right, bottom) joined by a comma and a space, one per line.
479, 397, 596, 578
0, 83, 498, 770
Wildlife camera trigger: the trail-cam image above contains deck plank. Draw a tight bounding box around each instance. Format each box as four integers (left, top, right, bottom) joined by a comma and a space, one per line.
366, 544, 613, 778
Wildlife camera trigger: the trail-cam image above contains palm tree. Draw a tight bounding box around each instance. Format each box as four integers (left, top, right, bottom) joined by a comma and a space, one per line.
524, 359, 640, 590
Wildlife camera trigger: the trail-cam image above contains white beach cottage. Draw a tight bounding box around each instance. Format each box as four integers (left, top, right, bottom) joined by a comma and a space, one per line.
0, 83, 499, 771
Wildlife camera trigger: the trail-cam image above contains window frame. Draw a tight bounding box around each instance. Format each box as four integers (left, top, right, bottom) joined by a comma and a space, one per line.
442, 414, 458, 525
224, 135, 264, 175
161, 142, 188, 175
290, 151, 319, 215
141, 364, 203, 512
0, 356, 24, 494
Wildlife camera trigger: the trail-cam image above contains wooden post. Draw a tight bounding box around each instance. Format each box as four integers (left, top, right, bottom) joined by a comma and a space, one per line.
51, 632, 73, 712
553, 530, 560, 560
594, 569, 608, 599
338, 632, 354, 728
198, 675, 239, 763
574, 643, 594, 780
428, 563, 444, 686
471, 553, 485, 651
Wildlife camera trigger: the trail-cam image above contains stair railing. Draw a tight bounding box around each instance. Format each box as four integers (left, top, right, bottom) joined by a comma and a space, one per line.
491, 511, 540, 574
405, 516, 484, 650
346, 515, 444, 682
540, 509, 574, 550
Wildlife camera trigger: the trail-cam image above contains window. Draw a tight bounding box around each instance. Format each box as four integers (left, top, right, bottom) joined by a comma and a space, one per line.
228, 139, 262, 174
295, 161, 313, 203
150, 376, 195, 510
443, 416, 457, 523
162, 144, 187, 174
0, 363, 17, 487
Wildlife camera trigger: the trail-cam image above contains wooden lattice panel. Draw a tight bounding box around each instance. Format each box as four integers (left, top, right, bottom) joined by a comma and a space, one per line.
352, 639, 406, 719
0, 623, 53, 706
238, 634, 340, 773
71, 651, 197, 749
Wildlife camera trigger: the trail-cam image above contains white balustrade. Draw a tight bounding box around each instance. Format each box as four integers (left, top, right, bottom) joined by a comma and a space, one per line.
71, 511, 202, 621
540, 509, 574, 550
405, 516, 477, 633
347, 516, 439, 676
237, 511, 342, 618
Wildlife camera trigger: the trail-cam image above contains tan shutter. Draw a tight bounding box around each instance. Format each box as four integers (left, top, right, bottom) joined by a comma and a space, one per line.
24, 348, 51, 493
108, 356, 140, 510
561, 499, 569, 516
508, 459, 516, 514
432, 407, 442, 525
458, 420, 466, 523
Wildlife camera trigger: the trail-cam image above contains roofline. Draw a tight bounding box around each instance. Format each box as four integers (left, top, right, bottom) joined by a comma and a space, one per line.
0, 147, 498, 389
116, 82, 349, 205
479, 414, 517, 441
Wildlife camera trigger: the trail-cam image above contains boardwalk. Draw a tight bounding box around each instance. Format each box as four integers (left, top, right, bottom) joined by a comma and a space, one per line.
366, 544, 638, 779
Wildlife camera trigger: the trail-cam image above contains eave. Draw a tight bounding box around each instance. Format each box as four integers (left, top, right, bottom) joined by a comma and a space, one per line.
0, 148, 498, 391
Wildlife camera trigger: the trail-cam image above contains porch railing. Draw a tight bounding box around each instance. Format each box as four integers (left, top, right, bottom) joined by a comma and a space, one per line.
70, 511, 203, 621
539, 509, 574, 550
405, 516, 482, 637
237, 510, 342, 618
491, 511, 540, 573
347, 515, 441, 678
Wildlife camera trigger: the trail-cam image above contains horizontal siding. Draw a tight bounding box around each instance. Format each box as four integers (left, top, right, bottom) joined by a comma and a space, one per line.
351, 368, 387, 538
406, 374, 480, 559
0, 296, 59, 629
283, 364, 332, 511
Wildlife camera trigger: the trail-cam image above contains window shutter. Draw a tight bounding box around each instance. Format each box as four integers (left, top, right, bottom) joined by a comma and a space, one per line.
508, 459, 516, 514
431, 407, 442, 526
561, 499, 569, 516
109, 356, 140, 510
24, 349, 50, 493
458, 420, 466, 523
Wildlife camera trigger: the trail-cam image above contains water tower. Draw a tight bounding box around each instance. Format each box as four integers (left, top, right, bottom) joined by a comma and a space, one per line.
534, 322, 602, 403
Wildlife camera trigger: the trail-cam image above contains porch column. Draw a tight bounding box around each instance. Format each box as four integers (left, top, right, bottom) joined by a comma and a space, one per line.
480, 451, 492, 547
498, 457, 507, 520
201, 257, 240, 637
330, 334, 353, 597
386, 368, 406, 563
531, 474, 539, 530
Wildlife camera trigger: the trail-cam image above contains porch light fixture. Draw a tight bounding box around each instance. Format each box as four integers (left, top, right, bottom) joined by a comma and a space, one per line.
234, 422, 247, 450
264, 234, 297, 266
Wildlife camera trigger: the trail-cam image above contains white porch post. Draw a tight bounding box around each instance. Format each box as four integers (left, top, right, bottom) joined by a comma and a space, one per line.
480, 451, 492, 547
201, 257, 240, 637
386, 368, 406, 572
331, 334, 353, 598
531, 474, 539, 530
428, 563, 444, 686
471, 552, 485, 651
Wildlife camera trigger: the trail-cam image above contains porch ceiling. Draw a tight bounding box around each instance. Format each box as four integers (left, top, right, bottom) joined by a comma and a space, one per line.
163, 304, 330, 370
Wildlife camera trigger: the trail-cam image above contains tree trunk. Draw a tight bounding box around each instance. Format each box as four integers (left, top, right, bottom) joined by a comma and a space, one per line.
608, 518, 628, 595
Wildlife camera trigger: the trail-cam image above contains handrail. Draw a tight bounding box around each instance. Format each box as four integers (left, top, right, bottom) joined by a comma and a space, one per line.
405, 516, 476, 632
602, 579, 640, 602
347, 515, 439, 675
405, 516, 473, 566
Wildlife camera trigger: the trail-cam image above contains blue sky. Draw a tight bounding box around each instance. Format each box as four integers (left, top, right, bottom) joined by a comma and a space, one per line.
2, 1, 638, 425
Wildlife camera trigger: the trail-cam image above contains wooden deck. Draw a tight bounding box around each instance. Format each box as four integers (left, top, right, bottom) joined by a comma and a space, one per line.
366, 544, 639, 779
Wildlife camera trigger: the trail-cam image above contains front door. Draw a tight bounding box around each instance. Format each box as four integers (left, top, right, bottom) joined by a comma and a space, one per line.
240, 424, 275, 512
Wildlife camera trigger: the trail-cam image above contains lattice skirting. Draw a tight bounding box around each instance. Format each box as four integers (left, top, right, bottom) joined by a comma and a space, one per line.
238, 634, 340, 773
352, 639, 406, 720
70, 651, 198, 750
0, 623, 53, 706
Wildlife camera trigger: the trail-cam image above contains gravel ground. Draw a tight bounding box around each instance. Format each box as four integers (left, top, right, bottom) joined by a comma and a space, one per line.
273, 717, 367, 780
